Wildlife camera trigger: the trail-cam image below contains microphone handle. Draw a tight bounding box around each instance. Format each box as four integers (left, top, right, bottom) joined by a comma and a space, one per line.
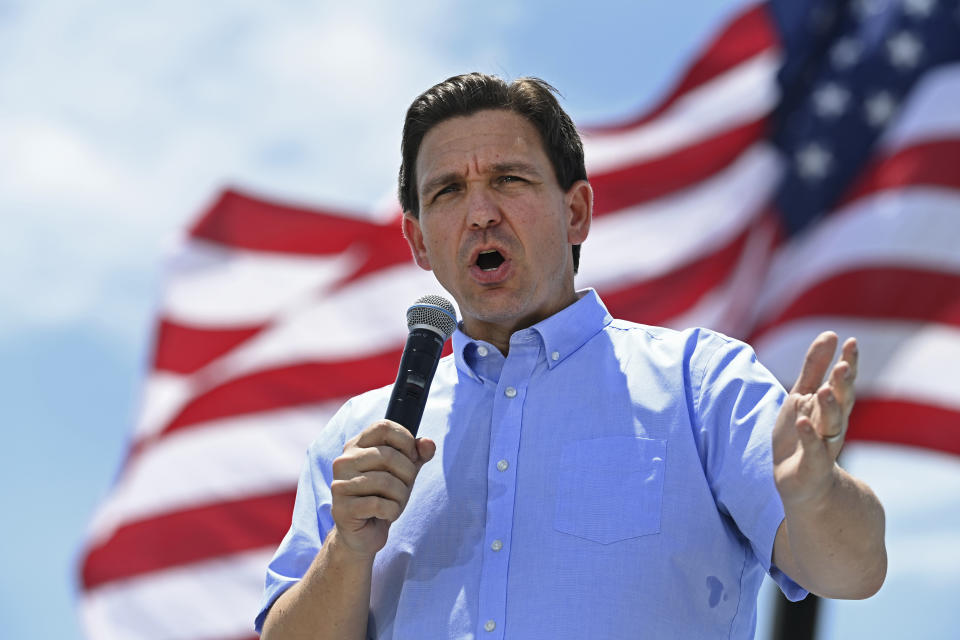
385, 327, 445, 437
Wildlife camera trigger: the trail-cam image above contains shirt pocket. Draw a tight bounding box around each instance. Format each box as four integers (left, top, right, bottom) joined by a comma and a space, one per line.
554, 436, 666, 544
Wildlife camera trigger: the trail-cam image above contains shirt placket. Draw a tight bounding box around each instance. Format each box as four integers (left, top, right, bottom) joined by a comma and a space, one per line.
475, 333, 540, 638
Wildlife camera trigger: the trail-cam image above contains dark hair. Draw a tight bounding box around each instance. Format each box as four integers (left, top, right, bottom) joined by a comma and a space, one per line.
398, 73, 588, 272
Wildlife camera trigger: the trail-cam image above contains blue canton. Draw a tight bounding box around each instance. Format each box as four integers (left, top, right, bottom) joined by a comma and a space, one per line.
768, 0, 960, 234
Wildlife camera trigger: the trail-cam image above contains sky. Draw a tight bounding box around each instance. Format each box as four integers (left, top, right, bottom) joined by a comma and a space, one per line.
1, 1, 958, 638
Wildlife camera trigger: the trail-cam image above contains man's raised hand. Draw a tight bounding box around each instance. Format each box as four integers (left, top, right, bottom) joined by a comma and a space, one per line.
773, 331, 859, 507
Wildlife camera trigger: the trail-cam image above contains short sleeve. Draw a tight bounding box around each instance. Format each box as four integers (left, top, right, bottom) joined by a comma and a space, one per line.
693, 333, 808, 601
253, 408, 346, 632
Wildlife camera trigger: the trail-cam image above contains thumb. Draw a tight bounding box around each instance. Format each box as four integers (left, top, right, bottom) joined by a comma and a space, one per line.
415, 437, 437, 466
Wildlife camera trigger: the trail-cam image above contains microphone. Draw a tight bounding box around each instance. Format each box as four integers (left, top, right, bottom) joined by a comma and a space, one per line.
385, 295, 458, 436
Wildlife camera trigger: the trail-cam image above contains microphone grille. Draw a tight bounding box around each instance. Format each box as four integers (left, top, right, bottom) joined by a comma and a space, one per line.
406, 295, 458, 339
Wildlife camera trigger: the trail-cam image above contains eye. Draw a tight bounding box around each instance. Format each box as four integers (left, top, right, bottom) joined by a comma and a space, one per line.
498, 175, 526, 185
434, 184, 459, 199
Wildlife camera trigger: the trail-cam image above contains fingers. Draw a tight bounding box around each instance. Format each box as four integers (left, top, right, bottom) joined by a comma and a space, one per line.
354, 420, 420, 463
814, 385, 844, 441
331, 420, 437, 530
841, 337, 859, 379
331, 471, 412, 521
832, 336, 858, 397
791, 331, 839, 394
817, 336, 858, 444
331, 492, 404, 525
794, 415, 822, 451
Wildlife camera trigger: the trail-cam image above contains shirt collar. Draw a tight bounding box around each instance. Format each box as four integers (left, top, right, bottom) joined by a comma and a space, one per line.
452, 288, 613, 380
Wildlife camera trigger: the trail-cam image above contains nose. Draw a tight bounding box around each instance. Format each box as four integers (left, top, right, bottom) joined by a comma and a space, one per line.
466, 188, 501, 230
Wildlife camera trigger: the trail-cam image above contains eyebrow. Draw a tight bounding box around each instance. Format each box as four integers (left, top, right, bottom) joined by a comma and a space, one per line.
490, 161, 542, 176
420, 161, 543, 197
421, 172, 462, 198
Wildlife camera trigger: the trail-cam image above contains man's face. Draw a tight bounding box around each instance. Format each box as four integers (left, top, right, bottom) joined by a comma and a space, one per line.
402, 109, 592, 344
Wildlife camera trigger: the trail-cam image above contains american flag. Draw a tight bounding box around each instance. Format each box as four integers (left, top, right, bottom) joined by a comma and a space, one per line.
79, 1, 960, 637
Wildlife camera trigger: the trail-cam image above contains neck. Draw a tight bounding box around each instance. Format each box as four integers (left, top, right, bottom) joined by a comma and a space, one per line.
461, 290, 581, 356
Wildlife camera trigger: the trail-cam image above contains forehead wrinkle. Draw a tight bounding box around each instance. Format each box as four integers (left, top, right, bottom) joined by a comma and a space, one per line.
416, 112, 548, 195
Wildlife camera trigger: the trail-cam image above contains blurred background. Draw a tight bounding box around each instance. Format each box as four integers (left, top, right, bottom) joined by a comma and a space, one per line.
1, 0, 958, 638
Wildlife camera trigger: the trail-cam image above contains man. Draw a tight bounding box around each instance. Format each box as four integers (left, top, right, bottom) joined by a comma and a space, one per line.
256, 73, 886, 639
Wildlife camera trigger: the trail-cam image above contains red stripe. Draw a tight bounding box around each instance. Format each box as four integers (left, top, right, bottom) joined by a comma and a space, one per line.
840, 139, 960, 205
81, 490, 296, 590
586, 4, 776, 134
590, 119, 767, 216
161, 350, 400, 435
192, 189, 374, 253
154, 319, 265, 374
848, 397, 960, 456
190, 189, 413, 284
146, 340, 453, 443
599, 223, 760, 326
751, 267, 960, 341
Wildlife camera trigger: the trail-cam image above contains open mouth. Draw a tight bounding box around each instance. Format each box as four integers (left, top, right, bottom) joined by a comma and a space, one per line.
476, 250, 505, 271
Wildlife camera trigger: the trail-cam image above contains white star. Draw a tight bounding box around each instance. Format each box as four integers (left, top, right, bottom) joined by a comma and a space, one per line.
796, 142, 834, 181
887, 31, 924, 69
903, 0, 937, 18
830, 37, 863, 69
852, 0, 886, 20
813, 82, 852, 118
864, 91, 898, 126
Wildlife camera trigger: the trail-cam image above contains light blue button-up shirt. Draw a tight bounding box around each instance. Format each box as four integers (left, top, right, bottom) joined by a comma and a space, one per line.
256, 289, 805, 638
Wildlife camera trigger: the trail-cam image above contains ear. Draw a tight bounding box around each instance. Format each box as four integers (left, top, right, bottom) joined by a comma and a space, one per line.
402, 214, 432, 271
564, 179, 593, 245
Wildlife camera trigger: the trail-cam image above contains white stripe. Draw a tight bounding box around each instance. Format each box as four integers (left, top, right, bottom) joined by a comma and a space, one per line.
161, 237, 362, 326
81, 548, 271, 640
580, 142, 782, 289
134, 372, 193, 440
755, 187, 960, 322
88, 403, 340, 543
207, 261, 445, 376
136, 264, 448, 441
753, 317, 960, 412
583, 50, 780, 173
879, 63, 960, 153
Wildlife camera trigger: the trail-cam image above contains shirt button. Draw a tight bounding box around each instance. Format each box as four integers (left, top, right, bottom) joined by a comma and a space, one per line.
551, 351, 560, 361
497, 459, 509, 472
477, 345, 488, 357
491, 539, 503, 551
504, 386, 517, 398
484, 620, 496, 632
